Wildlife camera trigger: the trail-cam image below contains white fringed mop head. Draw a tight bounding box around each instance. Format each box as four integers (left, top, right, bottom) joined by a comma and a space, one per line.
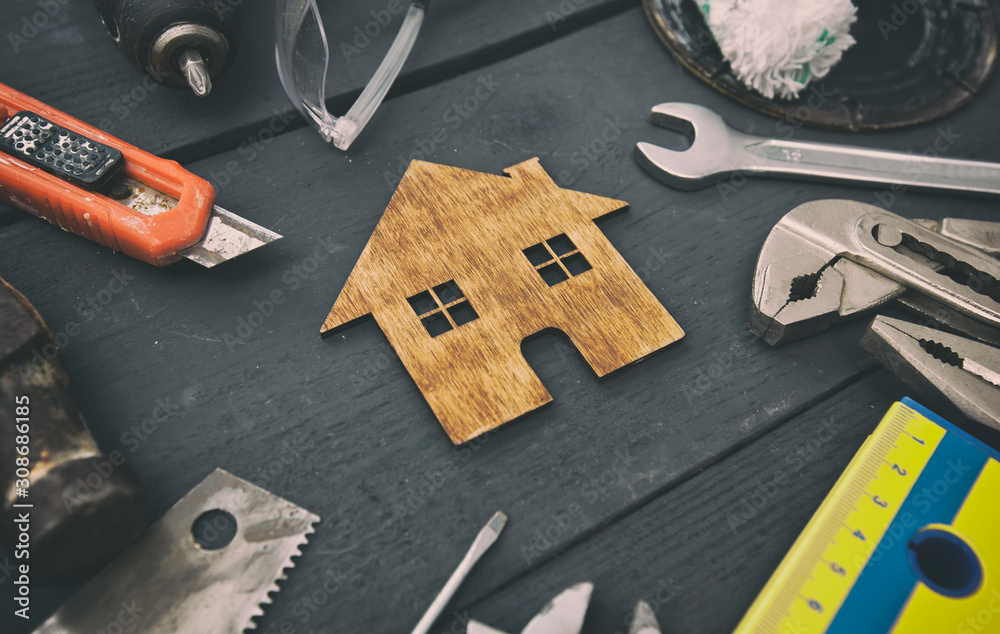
699, 0, 858, 100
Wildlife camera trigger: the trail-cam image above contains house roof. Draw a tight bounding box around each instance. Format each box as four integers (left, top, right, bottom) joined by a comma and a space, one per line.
321, 158, 627, 334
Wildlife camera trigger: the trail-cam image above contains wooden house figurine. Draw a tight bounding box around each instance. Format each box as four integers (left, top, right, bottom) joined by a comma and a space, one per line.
322, 158, 684, 444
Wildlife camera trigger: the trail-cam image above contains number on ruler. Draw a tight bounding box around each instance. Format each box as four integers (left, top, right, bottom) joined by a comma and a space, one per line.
873, 495, 888, 508
853, 529, 866, 542
808, 599, 823, 613
830, 562, 846, 576
909, 434, 925, 445
892, 463, 907, 476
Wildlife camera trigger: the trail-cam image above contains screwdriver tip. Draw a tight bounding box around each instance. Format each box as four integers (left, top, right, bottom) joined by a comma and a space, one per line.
178, 48, 213, 97
486, 511, 507, 535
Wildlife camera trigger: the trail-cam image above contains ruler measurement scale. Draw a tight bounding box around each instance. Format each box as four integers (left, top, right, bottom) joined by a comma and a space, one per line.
736, 403, 946, 634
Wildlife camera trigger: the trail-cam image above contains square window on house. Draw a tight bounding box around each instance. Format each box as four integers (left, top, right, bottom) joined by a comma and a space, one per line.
449, 300, 479, 327
407, 290, 437, 316
546, 234, 576, 256
411, 279, 478, 337
434, 280, 465, 305
539, 262, 568, 286
526, 234, 590, 286
421, 312, 453, 337
523, 244, 553, 266
562, 252, 592, 276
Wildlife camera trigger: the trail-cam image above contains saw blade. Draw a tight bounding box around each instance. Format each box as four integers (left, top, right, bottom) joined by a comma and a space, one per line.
33, 469, 319, 634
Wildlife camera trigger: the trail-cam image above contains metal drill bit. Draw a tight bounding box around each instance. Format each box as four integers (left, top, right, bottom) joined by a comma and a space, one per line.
410, 511, 507, 634
178, 48, 212, 97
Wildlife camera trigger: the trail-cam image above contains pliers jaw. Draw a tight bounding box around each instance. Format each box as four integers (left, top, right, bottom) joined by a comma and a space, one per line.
750, 222, 904, 345
751, 200, 1000, 346
862, 316, 1000, 431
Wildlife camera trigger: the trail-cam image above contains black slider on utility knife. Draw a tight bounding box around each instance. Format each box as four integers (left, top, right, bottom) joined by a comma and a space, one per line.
0, 111, 123, 190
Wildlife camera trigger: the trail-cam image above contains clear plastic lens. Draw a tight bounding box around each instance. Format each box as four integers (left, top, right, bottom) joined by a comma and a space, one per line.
276, 0, 425, 150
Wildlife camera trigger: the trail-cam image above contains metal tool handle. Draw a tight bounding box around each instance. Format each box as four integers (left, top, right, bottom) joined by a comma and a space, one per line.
743, 137, 1000, 196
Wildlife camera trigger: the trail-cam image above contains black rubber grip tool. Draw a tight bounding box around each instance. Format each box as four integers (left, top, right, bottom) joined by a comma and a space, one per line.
0, 111, 124, 190
94, 0, 241, 97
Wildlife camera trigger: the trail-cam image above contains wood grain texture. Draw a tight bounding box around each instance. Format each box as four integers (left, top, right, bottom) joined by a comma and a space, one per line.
323, 158, 684, 443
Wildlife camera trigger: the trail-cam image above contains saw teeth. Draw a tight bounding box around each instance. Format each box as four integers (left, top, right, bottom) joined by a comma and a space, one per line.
246, 520, 318, 632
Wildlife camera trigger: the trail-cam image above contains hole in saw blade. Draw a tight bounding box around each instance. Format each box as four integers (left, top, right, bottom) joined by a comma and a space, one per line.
192, 509, 237, 550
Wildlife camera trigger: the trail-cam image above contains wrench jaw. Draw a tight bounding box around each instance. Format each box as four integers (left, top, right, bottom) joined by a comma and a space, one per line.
750, 222, 908, 345
635, 103, 746, 190
634, 141, 733, 190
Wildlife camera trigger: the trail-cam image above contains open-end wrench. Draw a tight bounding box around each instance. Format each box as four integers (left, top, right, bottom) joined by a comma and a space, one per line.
635, 103, 1000, 195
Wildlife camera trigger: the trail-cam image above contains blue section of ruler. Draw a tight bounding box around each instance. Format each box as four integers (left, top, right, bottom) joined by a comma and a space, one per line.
825, 415, 987, 633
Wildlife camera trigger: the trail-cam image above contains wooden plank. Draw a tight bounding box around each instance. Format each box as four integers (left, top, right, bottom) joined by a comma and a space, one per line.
449, 374, 1000, 633
0, 0, 632, 227
0, 0, 633, 162
323, 158, 684, 443
2, 6, 1000, 633
453, 373, 902, 633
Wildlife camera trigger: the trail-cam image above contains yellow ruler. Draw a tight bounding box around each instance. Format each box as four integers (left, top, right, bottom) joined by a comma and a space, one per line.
735, 398, 1000, 634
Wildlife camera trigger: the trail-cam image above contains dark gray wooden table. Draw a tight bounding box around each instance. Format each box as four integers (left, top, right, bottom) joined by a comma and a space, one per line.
3, 1, 1000, 632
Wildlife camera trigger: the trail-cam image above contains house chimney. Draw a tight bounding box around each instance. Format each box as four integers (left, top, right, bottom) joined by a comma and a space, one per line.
503, 158, 556, 186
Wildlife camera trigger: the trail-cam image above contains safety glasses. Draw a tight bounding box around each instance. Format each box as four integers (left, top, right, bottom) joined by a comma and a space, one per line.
275, 1, 427, 150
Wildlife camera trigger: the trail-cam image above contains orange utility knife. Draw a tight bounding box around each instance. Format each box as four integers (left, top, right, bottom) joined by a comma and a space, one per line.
0, 82, 280, 267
